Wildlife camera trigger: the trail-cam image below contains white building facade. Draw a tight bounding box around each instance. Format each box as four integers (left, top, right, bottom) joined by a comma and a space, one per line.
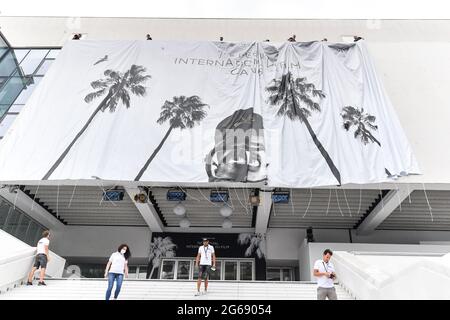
0, 18, 449, 293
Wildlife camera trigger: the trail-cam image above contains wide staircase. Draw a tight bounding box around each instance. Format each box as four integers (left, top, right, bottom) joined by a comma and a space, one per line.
0, 279, 354, 300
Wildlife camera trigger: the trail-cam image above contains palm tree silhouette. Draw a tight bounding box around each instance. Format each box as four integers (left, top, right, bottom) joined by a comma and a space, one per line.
146, 236, 177, 279
238, 233, 266, 259
341, 106, 380, 146
42, 65, 151, 180
341, 106, 392, 176
266, 71, 341, 185
134, 95, 208, 181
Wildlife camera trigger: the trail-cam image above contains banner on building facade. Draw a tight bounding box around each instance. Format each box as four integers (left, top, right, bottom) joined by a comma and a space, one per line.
0, 40, 420, 187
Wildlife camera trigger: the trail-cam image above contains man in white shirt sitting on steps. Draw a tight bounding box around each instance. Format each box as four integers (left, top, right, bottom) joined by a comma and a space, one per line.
313, 248, 338, 300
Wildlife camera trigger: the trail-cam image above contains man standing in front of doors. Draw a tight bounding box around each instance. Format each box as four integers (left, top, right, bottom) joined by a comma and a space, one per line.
313, 249, 338, 300
195, 238, 216, 296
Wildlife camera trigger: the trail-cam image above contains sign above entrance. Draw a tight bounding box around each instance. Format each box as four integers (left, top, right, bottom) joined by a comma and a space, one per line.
0, 40, 420, 187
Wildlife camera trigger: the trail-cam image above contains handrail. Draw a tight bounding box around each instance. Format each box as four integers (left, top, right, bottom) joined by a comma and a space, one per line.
350, 251, 446, 257
0, 248, 36, 265
333, 251, 450, 299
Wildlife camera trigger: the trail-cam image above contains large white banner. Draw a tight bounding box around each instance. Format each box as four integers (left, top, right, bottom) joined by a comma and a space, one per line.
0, 40, 420, 187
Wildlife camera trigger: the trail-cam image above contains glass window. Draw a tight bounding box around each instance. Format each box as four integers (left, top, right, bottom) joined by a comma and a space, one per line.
282, 268, 292, 281
3, 207, 20, 234
176, 260, 191, 280
15, 214, 30, 240
128, 266, 138, 279
160, 260, 175, 279
12, 49, 30, 65
0, 104, 9, 118
0, 48, 8, 60
0, 35, 8, 50
224, 261, 237, 280
79, 264, 104, 278
209, 261, 221, 280
0, 114, 18, 137
239, 261, 253, 280
266, 268, 281, 281
138, 266, 148, 279
0, 76, 9, 89
0, 200, 11, 230
33, 226, 44, 245
25, 222, 39, 246
19, 49, 49, 75
10, 76, 42, 105
0, 51, 18, 77
46, 49, 60, 59
7, 104, 24, 113
35, 59, 54, 75
0, 73, 26, 106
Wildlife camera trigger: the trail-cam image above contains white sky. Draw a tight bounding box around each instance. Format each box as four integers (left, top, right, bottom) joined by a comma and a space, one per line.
0, 0, 449, 19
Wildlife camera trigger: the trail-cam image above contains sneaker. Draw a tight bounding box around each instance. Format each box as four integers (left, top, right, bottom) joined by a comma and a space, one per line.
38, 282, 47, 286
194, 291, 202, 296
26, 281, 33, 286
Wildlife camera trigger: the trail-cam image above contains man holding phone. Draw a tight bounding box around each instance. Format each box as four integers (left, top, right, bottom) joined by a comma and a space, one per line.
313, 249, 338, 300
195, 238, 216, 296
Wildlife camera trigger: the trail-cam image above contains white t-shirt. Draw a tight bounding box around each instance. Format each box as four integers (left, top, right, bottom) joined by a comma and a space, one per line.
108, 252, 128, 274
313, 259, 336, 288
36, 237, 49, 255
198, 245, 215, 265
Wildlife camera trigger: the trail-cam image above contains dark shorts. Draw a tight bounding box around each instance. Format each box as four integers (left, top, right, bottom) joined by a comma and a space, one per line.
198, 265, 211, 279
34, 254, 48, 269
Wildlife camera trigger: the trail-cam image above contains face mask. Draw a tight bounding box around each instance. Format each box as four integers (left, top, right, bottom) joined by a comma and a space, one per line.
121, 249, 126, 254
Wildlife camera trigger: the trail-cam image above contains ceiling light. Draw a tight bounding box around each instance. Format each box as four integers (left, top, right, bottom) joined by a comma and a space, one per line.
222, 218, 232, 229
173, 203, 186, 216
219, 204, 233, 217
179, 217, 191, 228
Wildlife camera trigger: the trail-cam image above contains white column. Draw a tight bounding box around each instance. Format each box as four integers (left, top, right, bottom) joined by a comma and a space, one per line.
255, 190, 273, 234
357, 187, 413, 235
125, 187, 164, 232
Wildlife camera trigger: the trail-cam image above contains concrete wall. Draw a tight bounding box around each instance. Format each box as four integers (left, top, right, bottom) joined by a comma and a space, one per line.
266, 227, 450, 279
50, 225, 151, 260
332, 251, 450, 299
301, 242, 450, 281
48, 225, 450, 264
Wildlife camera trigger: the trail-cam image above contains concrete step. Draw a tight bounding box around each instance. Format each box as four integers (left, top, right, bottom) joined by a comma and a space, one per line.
0, 279, 354, 300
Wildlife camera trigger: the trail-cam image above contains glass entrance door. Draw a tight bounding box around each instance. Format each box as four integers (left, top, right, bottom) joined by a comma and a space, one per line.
161, 258, 254, 281
160, 259, 193, 280
176, 260, 191, 280
224, 261, 238, 280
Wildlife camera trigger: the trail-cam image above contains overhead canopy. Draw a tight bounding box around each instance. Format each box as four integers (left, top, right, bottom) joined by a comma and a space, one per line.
0, 40, 419, 187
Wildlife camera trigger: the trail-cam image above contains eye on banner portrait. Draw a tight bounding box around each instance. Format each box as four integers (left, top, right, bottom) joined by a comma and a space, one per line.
0, 40, 420, 187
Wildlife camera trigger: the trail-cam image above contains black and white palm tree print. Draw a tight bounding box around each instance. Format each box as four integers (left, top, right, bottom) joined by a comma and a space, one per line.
134, 95, 209, 181
341, 106, 381, 146
266, 71, 342, 185
341, 106, 392, 176
237, 233, 266, 259
146, 236, 177, 279
42, 64, 151, 180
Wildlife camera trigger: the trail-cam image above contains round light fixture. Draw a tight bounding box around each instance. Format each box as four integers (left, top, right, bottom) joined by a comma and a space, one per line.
222, 218, 232, 229
173, 203, 186, 216
219, 204, 233, 217
179, 217, 191, 228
